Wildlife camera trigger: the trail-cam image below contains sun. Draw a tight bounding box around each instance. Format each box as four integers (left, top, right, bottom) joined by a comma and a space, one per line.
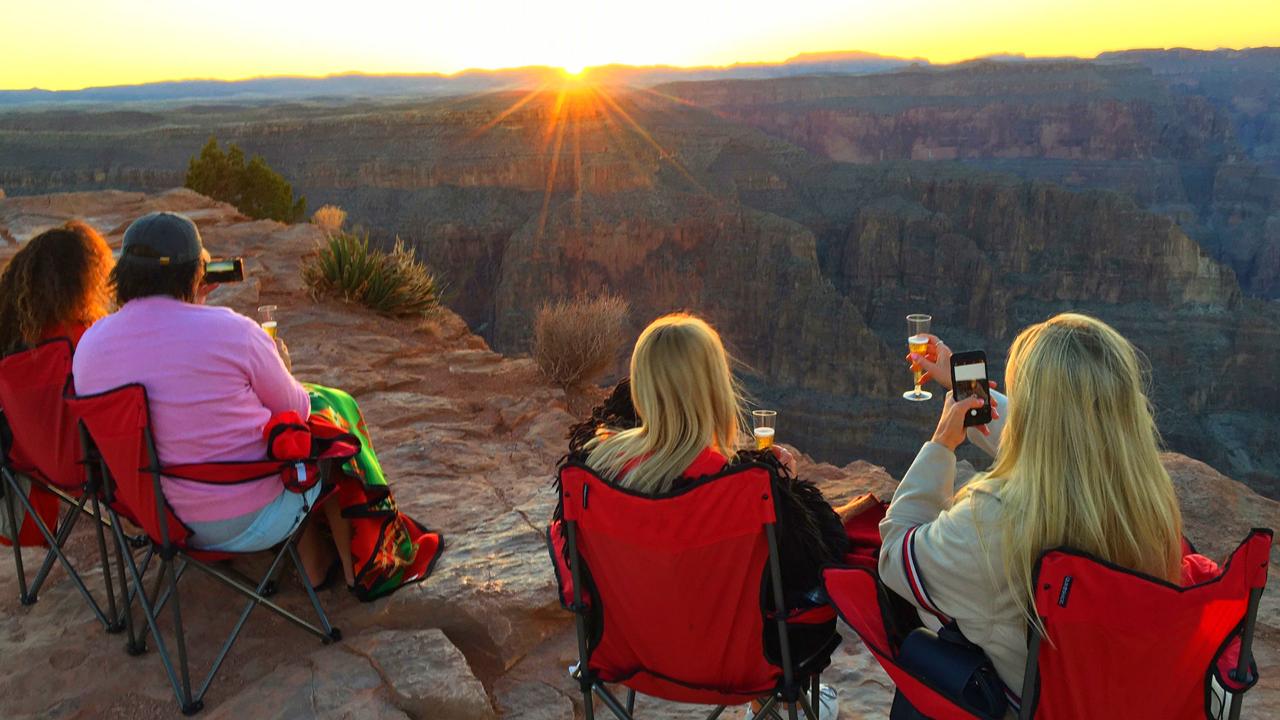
560, 64, 587, 78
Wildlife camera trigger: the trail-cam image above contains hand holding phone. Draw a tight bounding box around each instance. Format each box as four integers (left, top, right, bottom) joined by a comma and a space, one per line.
203, 257, 244, 284
950, 351, 992, 427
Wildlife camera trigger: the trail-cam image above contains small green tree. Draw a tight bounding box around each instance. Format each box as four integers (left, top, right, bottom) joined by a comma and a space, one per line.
185, 137, 306, 223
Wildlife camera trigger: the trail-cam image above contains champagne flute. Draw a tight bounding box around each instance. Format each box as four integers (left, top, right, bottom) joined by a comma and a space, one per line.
752, 410, 777, 450
904, 314, 933, 401
258, 305, 278, 339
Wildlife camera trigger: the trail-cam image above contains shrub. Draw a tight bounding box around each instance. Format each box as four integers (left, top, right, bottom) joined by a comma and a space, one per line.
311, 205, 347, 234
302, 232, 441, 318
533, 294, 630, 390
185, 137, 307, 223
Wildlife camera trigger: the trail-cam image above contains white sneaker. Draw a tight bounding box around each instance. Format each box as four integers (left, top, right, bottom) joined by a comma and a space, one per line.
742, 684, 839, 719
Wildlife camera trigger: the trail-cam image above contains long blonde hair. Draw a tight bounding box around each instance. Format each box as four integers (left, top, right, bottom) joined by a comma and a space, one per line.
975, 313, 1183, 624
586, 313, 744, 494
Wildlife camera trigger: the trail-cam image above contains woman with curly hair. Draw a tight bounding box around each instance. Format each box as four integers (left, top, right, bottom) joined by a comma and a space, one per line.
0, 221, 113, 353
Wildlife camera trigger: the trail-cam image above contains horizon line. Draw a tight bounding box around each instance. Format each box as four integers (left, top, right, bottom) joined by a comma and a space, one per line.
3, 44, 1275, 94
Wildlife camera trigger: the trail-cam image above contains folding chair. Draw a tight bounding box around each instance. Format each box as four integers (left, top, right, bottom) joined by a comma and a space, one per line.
0, 338, 127, 632
549, 460, 840, 720
822, 529, 1274, 720
68, 382, 357, 716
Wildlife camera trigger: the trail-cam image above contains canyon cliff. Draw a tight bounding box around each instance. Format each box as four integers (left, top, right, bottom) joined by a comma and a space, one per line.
0, 189, 1277, 719
658, 54, 1280, 299
0, 57, 1276, 493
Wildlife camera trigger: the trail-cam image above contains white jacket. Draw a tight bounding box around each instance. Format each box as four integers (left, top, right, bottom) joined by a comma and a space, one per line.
878, 390, 1030, 694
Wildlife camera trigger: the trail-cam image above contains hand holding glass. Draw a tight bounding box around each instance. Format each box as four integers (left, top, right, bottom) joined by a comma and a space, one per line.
904, 314, 933, 401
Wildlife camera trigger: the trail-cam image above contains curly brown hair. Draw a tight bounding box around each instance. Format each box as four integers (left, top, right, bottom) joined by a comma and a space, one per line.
0, 221, 113, 354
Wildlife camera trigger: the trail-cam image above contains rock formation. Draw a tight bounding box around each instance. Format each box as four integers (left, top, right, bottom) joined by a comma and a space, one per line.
0, 64, 1276, 492
0, 189, 1276, 719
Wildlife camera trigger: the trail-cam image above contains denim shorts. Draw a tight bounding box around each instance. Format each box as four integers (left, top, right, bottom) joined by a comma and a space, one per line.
187, 483, 322, 552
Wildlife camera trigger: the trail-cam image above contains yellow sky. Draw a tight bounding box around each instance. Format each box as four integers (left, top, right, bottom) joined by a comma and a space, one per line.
5, 0, 1278, 90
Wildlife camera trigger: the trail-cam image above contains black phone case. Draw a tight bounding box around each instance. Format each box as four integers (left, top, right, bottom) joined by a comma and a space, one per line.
951, 352, 992, 427
204, 258, 244, 284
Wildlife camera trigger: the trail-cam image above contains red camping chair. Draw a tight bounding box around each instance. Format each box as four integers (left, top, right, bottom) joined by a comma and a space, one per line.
67, 383, 358, 716
822, 529, 1273, 720
0, 338, 128, 631
549, 461, 840, 720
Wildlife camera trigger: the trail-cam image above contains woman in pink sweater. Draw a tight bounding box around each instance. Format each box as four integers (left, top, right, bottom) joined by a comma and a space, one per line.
74, 212, 353, 587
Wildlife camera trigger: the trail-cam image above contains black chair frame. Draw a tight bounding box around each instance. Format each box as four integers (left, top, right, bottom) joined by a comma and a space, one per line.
82, 423, 343, 716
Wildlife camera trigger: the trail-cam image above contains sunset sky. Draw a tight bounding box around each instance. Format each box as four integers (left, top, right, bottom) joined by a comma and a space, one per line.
6, 0, 1279, 91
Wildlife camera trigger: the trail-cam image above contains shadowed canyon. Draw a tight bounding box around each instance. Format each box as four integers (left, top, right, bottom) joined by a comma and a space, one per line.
1, 49, 1277, 496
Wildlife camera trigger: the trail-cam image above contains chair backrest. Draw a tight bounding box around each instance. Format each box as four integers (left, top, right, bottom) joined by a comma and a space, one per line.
557, 461, 783, 705
0, 339, 83, 490
1022, 529, 1273, 719
65, 383, 193, 547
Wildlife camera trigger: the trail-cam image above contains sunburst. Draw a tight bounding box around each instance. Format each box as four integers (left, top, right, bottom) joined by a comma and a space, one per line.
464, 72, 709, 242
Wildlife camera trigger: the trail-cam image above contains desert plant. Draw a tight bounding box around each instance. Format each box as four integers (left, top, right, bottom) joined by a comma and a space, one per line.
302, 232, 441, 318
533, 293, 630, 390
311, 204, 347, 234
185, 137, 307, 223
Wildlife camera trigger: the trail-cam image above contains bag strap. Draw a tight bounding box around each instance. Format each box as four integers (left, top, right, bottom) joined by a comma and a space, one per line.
902, 525, 955, 626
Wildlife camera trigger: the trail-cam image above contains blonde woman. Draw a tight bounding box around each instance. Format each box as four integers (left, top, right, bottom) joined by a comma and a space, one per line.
880, 313, 1218, 699
562, 313, 861, 718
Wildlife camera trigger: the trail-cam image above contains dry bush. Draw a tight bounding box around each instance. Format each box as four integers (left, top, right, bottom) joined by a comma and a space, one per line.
533, 294, 630, 390
311, 204, 347, 234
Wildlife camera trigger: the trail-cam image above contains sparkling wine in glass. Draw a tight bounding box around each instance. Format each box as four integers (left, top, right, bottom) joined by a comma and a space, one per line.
904, 314, 933, 402
752, 410, 777, 450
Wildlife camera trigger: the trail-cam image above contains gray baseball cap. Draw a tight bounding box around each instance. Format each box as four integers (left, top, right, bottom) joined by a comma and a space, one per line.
120, 212, 204, 265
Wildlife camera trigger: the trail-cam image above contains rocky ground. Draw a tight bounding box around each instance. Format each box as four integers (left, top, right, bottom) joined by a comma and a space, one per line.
1, 189, 1278, 719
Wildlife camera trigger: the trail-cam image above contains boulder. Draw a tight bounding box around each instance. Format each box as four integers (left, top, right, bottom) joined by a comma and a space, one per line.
349, 629, 495, 720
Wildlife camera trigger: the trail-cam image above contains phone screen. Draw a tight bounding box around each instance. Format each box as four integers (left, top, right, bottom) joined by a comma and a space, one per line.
206, 260, 236, 273
953, 361, 991, 425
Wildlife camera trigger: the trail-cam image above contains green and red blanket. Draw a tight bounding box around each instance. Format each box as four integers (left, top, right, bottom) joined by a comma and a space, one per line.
308, 384, 443, 602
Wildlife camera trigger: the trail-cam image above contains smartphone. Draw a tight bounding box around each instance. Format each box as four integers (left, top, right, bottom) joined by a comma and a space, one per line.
950, 350, 992, 427
204, 257, 244, 284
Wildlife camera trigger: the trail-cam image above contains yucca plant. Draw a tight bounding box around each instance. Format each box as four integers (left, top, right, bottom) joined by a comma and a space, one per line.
302, 232, 441, 318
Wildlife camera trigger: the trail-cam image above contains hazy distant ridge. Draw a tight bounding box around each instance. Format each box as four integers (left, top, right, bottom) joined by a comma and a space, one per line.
0, 51, 931, 105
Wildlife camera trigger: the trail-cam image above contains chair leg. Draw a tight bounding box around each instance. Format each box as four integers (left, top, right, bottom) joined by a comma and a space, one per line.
27, 491, 88, 598
162, 554, 199, 715
151, 559, 190, 617
11, 485, 112, 627
1, 469, 30, 603
111, 520, 145, 655
591, 683, 635, 720
795, 692, 817, 720
108, 515, 191, 713
287, 542, 340, 641
191, 536, 335, 704
582, 683, 595, 720
811, 674, 820, 720
91, 494, 123, 633
625, 688, 635, 715
755, 695, 780, 720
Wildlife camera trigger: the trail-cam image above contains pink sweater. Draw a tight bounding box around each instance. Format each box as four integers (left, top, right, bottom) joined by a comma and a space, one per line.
73, 297, 310, 522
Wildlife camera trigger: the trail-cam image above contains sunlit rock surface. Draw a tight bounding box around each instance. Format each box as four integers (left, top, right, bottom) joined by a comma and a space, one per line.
0, 190, 1275, 718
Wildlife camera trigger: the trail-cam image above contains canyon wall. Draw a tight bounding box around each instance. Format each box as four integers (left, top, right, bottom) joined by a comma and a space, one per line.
0, 63, 1276, 492
661, 57, 1280, 299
